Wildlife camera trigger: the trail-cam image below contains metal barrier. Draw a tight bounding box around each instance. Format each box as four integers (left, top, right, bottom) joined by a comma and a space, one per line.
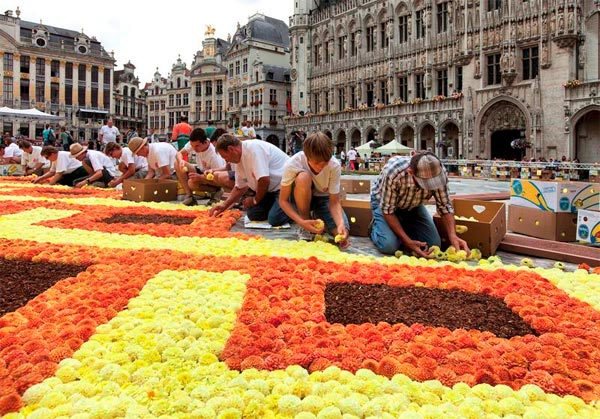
441, 160, 600, 182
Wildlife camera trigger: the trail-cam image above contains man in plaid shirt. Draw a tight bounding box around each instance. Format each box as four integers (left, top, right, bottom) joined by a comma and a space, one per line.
370, 151, 469, 257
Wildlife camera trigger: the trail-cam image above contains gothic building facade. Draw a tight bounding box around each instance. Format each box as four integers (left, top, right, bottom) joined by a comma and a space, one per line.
0, 7, 115, 141
287, 0, 600, 162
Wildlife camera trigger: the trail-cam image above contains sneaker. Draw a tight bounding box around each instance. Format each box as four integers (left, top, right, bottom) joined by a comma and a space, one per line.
297, 227, 315, 242
182, 195, 198, 206
207, 189, 224, 205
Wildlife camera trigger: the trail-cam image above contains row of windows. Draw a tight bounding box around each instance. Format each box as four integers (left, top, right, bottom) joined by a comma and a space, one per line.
228, 58, 248, 76
3, 53, 111, 84
313, 46, 538, 111
193, 100, 225, 121
194, 80, 224, 96
167, 93, 190, 107
148, 101, 166, 111
114, 102, 144, 119
2, 76, 110, 107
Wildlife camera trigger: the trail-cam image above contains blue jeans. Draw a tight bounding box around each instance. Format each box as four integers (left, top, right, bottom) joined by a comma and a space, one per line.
309, 195, 349, 233
369, 196, 441, 255
248, 190, 292, 226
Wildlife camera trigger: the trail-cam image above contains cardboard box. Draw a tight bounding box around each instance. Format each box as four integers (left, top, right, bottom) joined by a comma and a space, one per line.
123, 179, 179, 202
341, 198, 371, 237
576, 209, 600, 245
434, 199, 506, 257
508, 205, 578, 242
341, 178, 371, 194
509, 179, 599, 213
0, 164, 22, 176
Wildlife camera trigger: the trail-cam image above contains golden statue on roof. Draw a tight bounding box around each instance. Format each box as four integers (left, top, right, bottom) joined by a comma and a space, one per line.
205, 25, 216, 37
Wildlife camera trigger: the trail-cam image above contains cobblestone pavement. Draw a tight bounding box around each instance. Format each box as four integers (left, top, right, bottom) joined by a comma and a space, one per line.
220, 177, 585, 270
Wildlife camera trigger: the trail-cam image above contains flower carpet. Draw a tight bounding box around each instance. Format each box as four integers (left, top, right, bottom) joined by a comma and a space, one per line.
0, 178, 599, 418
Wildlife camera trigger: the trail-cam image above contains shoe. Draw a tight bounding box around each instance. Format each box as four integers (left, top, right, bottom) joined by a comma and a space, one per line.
182, 195, 198, 206
297, 227, 315, 242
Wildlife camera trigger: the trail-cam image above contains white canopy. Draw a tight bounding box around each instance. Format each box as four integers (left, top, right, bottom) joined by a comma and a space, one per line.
375, 139, 414, 155
0, 106, 62, 121
355, 140, 375, 157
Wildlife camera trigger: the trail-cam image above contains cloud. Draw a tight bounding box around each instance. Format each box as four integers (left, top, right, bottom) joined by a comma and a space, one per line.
11, 1, 291, 83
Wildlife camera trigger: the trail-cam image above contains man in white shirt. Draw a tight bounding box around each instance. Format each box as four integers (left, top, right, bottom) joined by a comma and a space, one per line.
104, 141, 148, 187
33, 146, 88, 186
128, 137, 177, 180
146, 128, 159, 143
69, 143, 120, 188
2, 136, 23, 163
18, 140, 49, 176
240, 121, 256, 139
210, 134, 291, 226
176, 128, 233, 206
346, 147, 358, 171
98, 118, 122, 148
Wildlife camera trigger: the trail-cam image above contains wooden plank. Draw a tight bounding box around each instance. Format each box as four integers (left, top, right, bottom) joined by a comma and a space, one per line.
498, 233, 600, 266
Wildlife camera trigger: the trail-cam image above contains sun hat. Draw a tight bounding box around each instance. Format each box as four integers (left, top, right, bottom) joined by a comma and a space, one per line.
69, 143, 88, 158
128, 137, 147, 155
410, 152, 448, 190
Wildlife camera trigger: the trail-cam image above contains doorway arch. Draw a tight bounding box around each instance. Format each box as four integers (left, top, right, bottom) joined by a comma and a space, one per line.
478, 98, 529, 160
381, 125, 395, 143
335, 129, 347, 154
572, 107, 600, 163
399, 124, 415, 148
419, 123, 435, 152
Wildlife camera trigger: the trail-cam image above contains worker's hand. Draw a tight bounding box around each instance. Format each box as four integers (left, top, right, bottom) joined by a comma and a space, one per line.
405, 239, 434, 258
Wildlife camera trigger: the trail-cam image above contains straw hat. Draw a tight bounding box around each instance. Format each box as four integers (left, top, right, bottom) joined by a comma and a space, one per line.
128, 137, 147, 155
69, 143, 88, 158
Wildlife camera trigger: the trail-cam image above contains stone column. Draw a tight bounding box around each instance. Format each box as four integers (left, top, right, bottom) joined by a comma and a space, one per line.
98, 66, 104, 108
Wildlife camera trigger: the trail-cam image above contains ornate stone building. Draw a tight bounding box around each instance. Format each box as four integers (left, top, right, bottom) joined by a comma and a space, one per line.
189, 26, 230, 132
143, 69, 169, 140
113, 61, 146, 137
165, 56, 191, 135
287, 0, 600, 162
225, 14, 292, 148
0, 8, 115, 141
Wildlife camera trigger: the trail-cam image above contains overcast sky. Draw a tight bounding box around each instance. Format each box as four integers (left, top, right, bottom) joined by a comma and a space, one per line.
11, 1, 292, 85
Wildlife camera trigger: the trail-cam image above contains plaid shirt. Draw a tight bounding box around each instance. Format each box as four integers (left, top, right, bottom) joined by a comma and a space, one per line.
371, 156, 454, 215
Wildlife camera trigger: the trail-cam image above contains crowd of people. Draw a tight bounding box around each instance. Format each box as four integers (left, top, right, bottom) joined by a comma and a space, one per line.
2, 118, 471, 257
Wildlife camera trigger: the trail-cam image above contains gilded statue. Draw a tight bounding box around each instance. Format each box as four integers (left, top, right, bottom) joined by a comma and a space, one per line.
205, 25, 216, 37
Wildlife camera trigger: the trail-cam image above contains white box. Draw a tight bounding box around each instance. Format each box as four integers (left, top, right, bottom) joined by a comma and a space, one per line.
510, 179, 599, 213
576, 209, 600, 245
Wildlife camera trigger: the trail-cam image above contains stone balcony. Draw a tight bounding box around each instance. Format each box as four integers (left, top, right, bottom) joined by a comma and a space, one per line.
285, 96, 464, 130
564, 79, 600, 112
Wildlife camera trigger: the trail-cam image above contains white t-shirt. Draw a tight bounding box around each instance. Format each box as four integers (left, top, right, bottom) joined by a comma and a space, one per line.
347, 149, 358, 161
86, 149, 120, 177
4, 143, 23, 159
241, 126, 256, 138
148, 142, 176, 173
21, 146, 49, 168
54, 151, 83, 174
281, 152, 342, 197
99, 125, 120, 145
120, 147, 148, 171
183, 142, 225, 171
235, 140, 289, 192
